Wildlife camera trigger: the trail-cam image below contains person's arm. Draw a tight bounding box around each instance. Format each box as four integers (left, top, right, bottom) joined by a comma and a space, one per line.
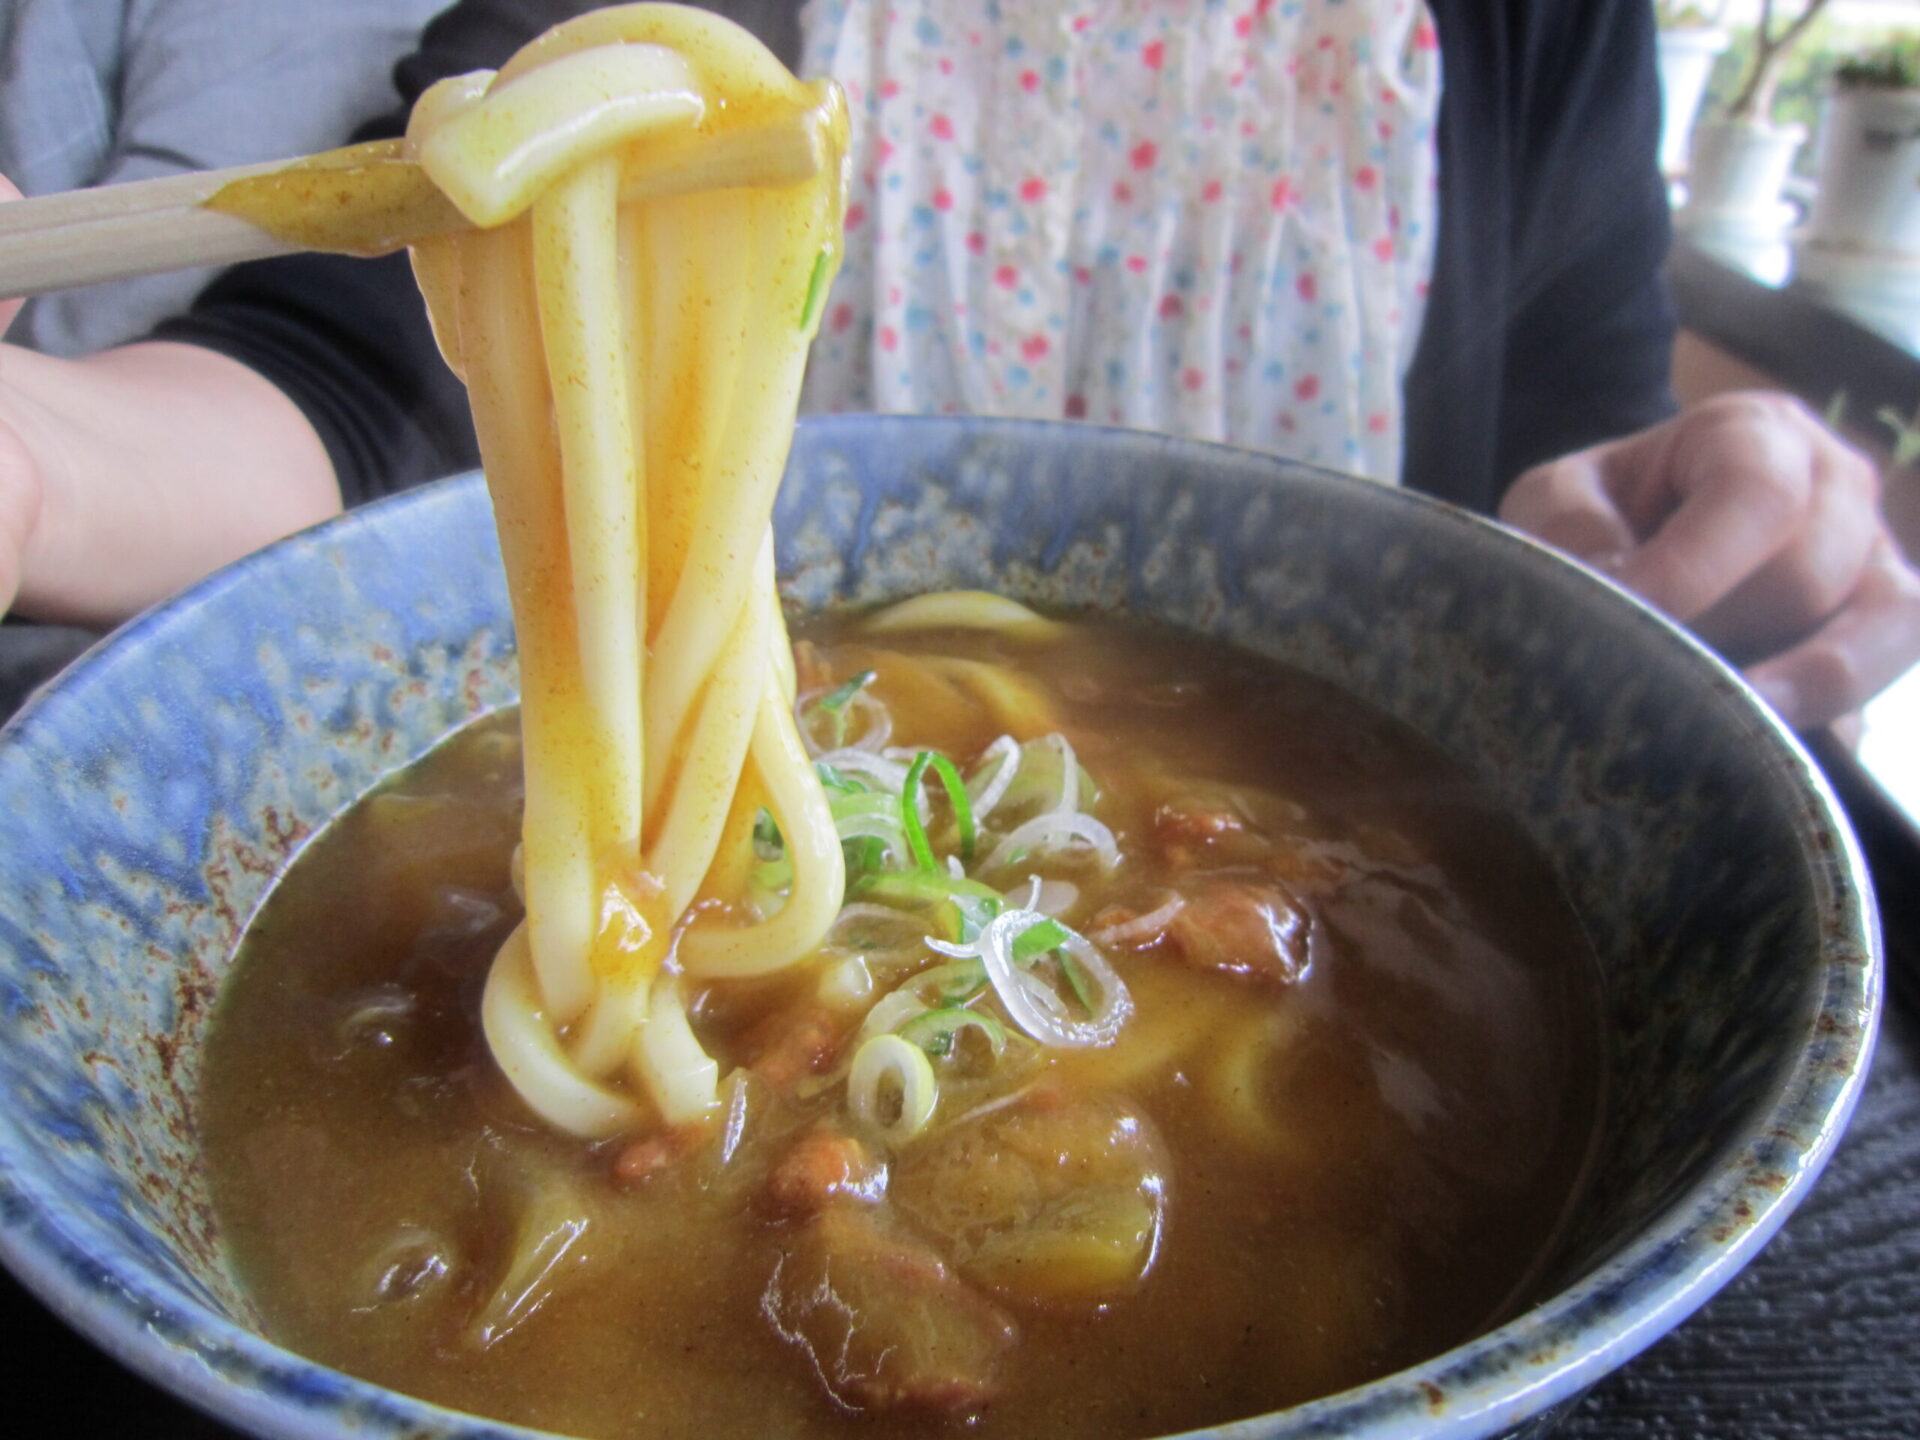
0, 317, 338, 627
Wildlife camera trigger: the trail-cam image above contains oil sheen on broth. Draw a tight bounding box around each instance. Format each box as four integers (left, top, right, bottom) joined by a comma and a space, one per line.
201, 613, 1604, 1440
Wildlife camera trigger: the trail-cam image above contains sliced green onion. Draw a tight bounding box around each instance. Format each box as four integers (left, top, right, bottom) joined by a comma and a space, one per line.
854, 870, 1006, 908
847, 1034, 938, 1142
809, 670, 879, 751
949, 892, 999, 942
843, 834, 887, 885
899, 1007, 1008, 1062
855, 870, 1004, 942
900, 752, 939, 873
927, 911, 1132, 1049
815, 761, 863, 795
924, 753, 976, 862
817, 669, 877, 715
750, 807, 793, 897
1011, 917, 1096, 1012
1011, 917, 1072, 963
912, 958, 990, 1005
831, 790, 901, 823
752, 807, 784, 861
1056, 950, 1096, 1014
859, 988, 932, 1043
899, 750, 979, 873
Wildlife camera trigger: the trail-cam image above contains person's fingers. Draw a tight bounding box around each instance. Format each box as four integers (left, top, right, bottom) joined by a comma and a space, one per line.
1603, 397, 1822, 626
1497, 448, 1637, 568
1745, 536, 1920, 731
1691, 428, 1881, 659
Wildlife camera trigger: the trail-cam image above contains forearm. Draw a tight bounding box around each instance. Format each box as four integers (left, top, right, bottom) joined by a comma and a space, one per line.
0, 339, 340, 628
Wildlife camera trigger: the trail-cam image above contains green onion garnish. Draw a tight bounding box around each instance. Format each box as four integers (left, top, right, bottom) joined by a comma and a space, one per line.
923, 753, 976, 862
914, 958, 990, 1004
1057, 950, 1096, 1014
817, 670, 876, 714
899, 1006, 1008, 1061
854, 871, 1005, 907
752, 807, 783, 861
898, 750, 977, 872
815, 761, 862, 794
900, 752, 939, 873
812, 670, 877, 749
842, 834, 887, 884
1007, 916, 1096, 1013
1011, 917, 1071, 963
949, 892, 999, 942
854, 870, 1004, 942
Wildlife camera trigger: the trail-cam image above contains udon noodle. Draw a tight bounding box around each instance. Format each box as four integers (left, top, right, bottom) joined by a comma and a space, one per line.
404, 6, 851, 1138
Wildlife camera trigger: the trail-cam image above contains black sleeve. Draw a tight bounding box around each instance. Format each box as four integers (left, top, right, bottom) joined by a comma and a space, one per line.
151, 249, 472, 510
148, 0, 802, 509
1404, 0, 1678, 515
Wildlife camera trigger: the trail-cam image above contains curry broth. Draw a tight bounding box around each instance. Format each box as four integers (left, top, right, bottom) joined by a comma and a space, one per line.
200, 615, 1604, 1439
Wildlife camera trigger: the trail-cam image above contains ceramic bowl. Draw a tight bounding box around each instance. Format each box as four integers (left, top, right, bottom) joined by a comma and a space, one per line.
0, 416, 1879, 1439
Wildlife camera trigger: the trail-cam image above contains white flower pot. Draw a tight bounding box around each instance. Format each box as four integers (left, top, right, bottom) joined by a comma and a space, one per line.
1657, 28, 1732, 177
1678, 119, 1806, 274
1681, 118, 1808, 220
1803, 86, 1920, 257
1794, 87, 1920, 344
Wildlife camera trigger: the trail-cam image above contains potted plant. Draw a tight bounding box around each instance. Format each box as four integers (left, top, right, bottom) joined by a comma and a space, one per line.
1656, 3, 1732, 180
1795, 38, 1920, 346
1678, 0, 1833, 267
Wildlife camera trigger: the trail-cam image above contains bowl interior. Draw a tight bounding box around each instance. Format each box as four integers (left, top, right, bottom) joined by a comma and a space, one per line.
0, 416, 1878, 1439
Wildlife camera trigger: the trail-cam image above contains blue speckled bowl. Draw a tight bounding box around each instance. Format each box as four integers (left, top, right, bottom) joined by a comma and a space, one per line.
0, 417, 1879, 1440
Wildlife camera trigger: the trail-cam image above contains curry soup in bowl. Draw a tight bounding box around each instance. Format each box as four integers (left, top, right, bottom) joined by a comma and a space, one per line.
0, 416, 1878, 1440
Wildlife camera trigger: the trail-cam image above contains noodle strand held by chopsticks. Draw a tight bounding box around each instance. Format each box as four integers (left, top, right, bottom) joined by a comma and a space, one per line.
407, 4, 850, 1137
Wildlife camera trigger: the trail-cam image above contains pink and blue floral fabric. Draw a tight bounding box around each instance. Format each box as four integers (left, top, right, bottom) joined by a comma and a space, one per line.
799, 0, 1442, 483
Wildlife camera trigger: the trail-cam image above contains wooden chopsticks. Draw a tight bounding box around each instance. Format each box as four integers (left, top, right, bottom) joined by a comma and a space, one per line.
0, 112, 830, 300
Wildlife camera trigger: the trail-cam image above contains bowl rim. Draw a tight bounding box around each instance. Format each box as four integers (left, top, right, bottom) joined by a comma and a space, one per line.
0, 416, 1884, 1440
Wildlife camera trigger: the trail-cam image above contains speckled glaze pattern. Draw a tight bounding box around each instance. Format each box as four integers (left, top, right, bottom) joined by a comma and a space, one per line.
0, 416, 1879, 1440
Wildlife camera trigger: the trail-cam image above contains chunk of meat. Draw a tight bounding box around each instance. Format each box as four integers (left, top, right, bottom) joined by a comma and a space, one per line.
1164, 871, 1312, 986
762, 1130, 888, 1219
1153, 800, 1246, 847
1153, 800, 1260, 871
743, 1005, 857, 1093
893, 1094, 1168, 1309
609, 1124, 707, 1187
762, 1206, 1017, 1416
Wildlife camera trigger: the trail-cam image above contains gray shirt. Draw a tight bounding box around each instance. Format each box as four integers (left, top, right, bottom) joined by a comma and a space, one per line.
0, 0, 446, 355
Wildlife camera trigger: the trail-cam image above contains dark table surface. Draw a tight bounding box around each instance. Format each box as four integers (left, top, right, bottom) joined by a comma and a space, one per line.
5, 740, 1919, 1440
